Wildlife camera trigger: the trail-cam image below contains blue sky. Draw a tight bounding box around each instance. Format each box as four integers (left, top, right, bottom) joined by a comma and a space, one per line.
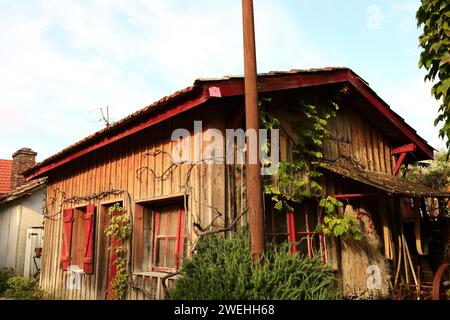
0, 0, 445, 161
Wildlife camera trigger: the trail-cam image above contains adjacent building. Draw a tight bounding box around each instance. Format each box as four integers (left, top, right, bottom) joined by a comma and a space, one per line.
0, 148, 45, 276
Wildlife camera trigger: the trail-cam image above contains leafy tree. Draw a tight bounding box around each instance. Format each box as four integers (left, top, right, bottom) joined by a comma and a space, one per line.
406, 150, 450, 191
417, 0, 450, 148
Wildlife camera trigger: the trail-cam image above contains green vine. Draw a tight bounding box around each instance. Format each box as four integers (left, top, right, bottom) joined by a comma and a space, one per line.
104, 203, 131, 299
260, 93, 362, 240
317, 197, 362, 240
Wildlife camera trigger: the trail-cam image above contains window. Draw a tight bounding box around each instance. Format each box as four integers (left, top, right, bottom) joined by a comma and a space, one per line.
152, 204, 186, 271
265, 199, 327, 263
136, 201, 187, 273
60, 205, 95, 273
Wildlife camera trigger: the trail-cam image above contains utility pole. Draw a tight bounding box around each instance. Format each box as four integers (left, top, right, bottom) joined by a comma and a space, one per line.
242, 0, 265, 261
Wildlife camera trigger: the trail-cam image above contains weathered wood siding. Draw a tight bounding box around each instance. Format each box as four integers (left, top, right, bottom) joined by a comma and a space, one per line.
40, 103, 247, 300
40, 87, 400, 300
323, 105, 394, 175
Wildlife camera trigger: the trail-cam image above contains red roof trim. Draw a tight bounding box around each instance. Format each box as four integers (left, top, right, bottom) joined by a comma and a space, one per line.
347, 73, 434, 159
25, 89, 210, 180
24, 68, 434, 179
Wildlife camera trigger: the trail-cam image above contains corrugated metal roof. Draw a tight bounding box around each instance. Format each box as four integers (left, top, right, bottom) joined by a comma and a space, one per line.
0, 159, 12, 194
319, 160, 450, 198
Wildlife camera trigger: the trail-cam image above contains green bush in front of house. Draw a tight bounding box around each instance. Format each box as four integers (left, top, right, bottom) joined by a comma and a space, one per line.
169, 229, 340, 300
4, 276, 45, 300
0, 268, 14, 295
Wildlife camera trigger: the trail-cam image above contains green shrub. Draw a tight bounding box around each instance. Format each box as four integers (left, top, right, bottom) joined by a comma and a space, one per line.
169, 230, 340, 300
0, 268, 14, 295
4, 276, 45, 300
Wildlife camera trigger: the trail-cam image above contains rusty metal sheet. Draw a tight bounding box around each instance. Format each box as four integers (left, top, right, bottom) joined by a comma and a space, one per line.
319, 160, 450, 198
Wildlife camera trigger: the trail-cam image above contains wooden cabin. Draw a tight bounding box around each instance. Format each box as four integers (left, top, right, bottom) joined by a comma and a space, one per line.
23, 67, 450, 300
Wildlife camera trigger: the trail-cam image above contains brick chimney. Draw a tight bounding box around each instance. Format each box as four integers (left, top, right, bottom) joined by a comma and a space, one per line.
11, 148, 37, 190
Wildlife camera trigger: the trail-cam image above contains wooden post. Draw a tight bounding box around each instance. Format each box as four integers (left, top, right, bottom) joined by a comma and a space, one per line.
242, 0, 265, 260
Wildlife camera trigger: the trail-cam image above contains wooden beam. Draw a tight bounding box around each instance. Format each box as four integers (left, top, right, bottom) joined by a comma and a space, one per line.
393, 152, 407, 176
392, 143, 416, 155
334, 193, 375, 199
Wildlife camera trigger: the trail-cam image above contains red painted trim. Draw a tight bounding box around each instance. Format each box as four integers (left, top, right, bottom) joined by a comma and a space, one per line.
348, 74, 434, 159
152, 211, 160, 270
211, 71, 350, 98
176, 209, 185, 269
304, 206, 313, 258
392, 143, 416, 155
334, 193, 374, 199
287, 211, 297, 254
83, 204, 95, 274
26, 69, 434, 179
60, 208, 73, 270
394, 152, 407, 176
27, 92, 210, 180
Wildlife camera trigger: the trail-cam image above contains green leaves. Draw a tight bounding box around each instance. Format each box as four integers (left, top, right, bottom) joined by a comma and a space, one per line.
417, 0, 450, 150
169, 230, 340, 300
104, 203, 131, 299
261, 96, 339, 212
317, 197, 363, 240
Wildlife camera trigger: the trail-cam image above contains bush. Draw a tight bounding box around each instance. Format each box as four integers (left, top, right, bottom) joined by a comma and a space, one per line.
4, 276, 45, 300
169, 230, 340, 300
0, 268, 14, 295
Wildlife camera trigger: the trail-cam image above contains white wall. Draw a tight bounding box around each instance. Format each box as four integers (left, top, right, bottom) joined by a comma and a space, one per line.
0, 188, 44, 275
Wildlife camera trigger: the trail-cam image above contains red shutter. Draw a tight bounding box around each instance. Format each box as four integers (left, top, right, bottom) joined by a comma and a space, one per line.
60, 209, 74, 270
175, 209, 185, 269
83, 204, 95, 273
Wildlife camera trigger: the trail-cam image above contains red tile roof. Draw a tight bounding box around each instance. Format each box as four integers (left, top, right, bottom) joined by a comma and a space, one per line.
0, 159, 12, 194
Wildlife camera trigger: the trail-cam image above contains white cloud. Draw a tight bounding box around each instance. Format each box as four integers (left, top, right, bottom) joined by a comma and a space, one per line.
367, 5, 383, 30
0, 0, 324, 160
383, 75, 447, 152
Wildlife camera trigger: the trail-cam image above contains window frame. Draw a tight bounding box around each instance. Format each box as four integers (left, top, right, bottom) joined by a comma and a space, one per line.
151, 206, 186, 273
265, 201, 328, 264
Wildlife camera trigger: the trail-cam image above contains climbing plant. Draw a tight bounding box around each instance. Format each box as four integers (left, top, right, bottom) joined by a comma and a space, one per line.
260, 93, 362, 240
318, 196, 363, 240
417, 0, 450, 149
104, 203, 131, 299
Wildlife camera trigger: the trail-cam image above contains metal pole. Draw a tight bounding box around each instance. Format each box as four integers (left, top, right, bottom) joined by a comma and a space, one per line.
242, 0, 265, 260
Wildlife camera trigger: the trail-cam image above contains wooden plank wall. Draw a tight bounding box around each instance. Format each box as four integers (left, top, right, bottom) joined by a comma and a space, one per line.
268, 89, 398, 273
323, 104, 394, 175
40, 88, 400, 300
39, 103, 245, 300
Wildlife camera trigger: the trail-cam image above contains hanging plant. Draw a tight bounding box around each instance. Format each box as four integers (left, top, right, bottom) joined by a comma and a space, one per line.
260, 92, 362, 240
317, 197, 363, 240
104, 203, 131, 299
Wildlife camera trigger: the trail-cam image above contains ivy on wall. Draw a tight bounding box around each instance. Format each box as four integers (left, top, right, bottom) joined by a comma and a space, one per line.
104, 203, 131, 299
260, 93, 362, 240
